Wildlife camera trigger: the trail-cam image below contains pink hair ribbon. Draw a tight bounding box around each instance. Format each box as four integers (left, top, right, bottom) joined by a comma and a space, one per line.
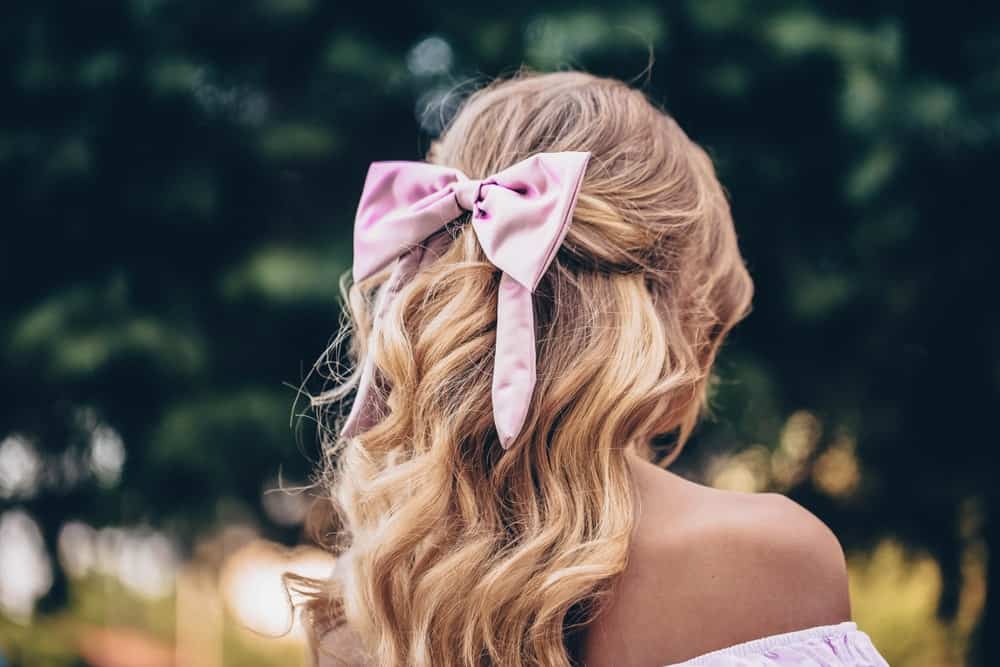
340, 151, 592, 449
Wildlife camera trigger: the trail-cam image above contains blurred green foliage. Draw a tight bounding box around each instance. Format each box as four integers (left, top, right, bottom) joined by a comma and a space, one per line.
1, 1, 998, 665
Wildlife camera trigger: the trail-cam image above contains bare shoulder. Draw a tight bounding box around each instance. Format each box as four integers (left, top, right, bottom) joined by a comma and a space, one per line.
315, 624, 369, 667
313, 555, 369, 667
685, 487, 851, 621
582, 454, 851, 666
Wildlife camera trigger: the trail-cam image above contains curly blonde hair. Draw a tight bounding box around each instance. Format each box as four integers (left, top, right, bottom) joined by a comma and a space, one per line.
302, 70, 754, 666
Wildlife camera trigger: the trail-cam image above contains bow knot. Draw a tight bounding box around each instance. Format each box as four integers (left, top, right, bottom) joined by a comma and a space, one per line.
342, 151, 591, 448
451, 178, 486, 216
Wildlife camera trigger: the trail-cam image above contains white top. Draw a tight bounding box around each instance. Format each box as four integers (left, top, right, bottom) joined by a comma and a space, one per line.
664, 622, 890, 666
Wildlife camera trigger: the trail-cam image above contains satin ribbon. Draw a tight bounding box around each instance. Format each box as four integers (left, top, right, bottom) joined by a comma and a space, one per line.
341, 151, 591, 448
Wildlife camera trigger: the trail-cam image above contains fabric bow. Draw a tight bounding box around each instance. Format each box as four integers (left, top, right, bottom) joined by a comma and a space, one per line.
340, 151, 591, 449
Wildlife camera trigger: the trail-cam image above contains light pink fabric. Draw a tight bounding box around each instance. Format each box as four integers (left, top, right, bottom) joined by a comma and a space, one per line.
666, 622, 890, 666
341, 151, 591, 448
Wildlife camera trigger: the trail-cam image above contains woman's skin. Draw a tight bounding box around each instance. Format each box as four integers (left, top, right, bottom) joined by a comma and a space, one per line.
318, 448, 851, 666
582, 450, 851, 665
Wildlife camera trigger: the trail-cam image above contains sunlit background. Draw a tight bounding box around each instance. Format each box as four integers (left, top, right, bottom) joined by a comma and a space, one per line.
2, 2, 998, 666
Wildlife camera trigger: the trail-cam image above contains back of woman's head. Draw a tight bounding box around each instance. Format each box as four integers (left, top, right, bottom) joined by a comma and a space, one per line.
307, 70, 753, 666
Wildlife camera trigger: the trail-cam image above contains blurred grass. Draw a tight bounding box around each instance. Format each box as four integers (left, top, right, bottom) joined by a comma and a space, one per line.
850, 539, 985, 667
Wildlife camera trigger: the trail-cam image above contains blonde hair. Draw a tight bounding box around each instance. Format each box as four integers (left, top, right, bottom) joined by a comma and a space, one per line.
302, 70, 754, 666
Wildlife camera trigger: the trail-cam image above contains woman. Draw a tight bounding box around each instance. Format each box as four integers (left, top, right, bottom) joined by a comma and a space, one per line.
302, 70, 889, 666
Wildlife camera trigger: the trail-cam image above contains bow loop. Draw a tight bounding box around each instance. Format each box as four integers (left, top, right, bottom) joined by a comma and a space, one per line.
471, 152, 590, 290
342, 151, 591, 448
351, 161, 468, 283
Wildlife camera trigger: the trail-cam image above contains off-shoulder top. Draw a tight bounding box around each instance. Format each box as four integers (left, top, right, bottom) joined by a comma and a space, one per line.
665, 622, 889, 666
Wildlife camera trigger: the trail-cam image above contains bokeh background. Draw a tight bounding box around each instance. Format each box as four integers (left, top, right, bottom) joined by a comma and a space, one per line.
2, 1, 998, 666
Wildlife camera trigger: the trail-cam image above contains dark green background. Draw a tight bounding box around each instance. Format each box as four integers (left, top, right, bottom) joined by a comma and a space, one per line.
2, 1, 998, 664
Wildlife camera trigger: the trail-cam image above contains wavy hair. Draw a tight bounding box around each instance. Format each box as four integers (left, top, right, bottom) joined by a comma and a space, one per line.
301, 70, 754, 666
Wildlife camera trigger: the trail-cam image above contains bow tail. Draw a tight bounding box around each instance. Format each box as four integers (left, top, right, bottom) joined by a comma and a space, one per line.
340, 234, 451, 439
492, 273, 537, 449
338, 255, 414, 438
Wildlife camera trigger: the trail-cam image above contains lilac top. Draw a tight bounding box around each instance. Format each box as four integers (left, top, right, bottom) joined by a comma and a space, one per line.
665, 622, 889, 666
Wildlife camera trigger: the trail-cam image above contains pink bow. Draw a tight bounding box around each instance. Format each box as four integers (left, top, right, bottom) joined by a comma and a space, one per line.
340, 151, 591, 449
